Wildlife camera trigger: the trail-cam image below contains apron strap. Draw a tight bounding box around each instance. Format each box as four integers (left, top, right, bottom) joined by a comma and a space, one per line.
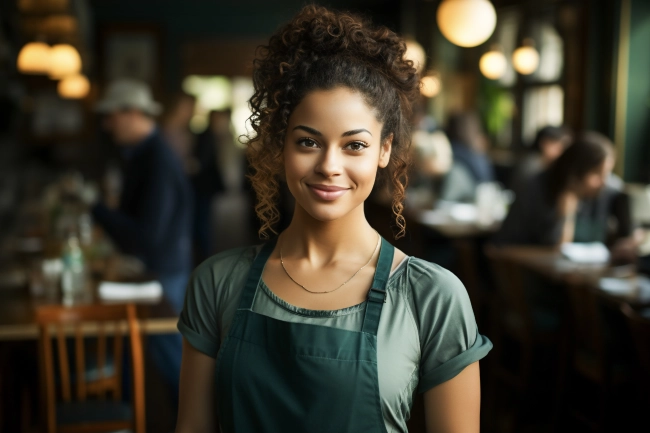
239, 236, 395, 335
238, 239, 277, 310
361, 237, 394, 336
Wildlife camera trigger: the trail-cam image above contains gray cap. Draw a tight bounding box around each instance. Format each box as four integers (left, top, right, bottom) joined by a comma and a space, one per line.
95, 79, 162, 116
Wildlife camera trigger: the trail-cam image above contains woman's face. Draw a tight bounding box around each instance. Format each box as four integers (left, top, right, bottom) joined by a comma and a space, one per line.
541, 137, 569, 164
283, 87, 392, 223
573, 156, 615, 198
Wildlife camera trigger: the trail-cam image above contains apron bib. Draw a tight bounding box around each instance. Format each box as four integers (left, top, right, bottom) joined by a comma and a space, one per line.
215, 237, 394, 433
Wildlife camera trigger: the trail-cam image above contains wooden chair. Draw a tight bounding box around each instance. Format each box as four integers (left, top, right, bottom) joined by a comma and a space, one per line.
620, 304, 650, 407
561, 283, 630, 432
484, 246, 564, 432
35, 303, 145, 433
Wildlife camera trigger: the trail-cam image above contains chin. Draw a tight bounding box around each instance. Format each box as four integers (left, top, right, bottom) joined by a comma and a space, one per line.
297, 199, 364, 223
301, 205, 350, 222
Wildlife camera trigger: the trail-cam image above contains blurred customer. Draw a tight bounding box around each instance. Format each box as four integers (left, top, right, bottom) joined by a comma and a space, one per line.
510, 125, 572, 196
93, 79, 193, 399
440, 112, 494, 202
188, 110, 228, 262
161, 92, 196, 169
407, 128, 453, 208
493, 132, 632, 252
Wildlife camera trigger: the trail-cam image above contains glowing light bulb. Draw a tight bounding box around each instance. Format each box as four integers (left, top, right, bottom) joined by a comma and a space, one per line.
58, 74, 90, 99
48, 44, 81, 78
17, 42, 50, 74
512, 39, 539, 75
437, 0, 497, 48
405, 39, 426, 73
479, 49, 507, 80
421, 74, 441, 98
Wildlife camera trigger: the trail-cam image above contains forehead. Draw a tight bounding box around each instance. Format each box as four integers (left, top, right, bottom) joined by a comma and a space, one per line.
288, 87, 382, 134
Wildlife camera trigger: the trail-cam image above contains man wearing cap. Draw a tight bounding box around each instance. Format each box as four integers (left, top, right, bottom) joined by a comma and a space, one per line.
94, 79, 193, 401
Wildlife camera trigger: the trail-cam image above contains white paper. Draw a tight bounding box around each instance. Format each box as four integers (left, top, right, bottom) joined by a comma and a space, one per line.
98, 280, 163, 300
599, 276, 650, 302
561, 242, 610, 264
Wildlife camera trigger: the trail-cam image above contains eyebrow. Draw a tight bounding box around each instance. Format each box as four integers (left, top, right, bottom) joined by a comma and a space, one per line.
292, 125, 372, 137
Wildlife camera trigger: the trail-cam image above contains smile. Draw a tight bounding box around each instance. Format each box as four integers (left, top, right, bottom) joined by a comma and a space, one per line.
307, 184, 350, 201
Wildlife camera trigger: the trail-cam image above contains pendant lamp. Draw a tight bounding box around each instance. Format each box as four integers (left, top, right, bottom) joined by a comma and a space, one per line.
512, 39, 539, 75
437, 0, 497, 48
479, 47, 507, 80
420, 73, 441, 98
48, 44, 81, 79
17, 41, 51, 74
58, 73, 90, 99
405, 39, 426, 74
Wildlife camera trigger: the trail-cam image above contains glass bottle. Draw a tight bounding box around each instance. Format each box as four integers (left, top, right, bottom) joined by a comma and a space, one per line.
61, 234, 85, 305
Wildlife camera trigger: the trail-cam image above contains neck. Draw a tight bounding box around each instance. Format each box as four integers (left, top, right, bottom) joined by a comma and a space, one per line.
280, 202, 378, 265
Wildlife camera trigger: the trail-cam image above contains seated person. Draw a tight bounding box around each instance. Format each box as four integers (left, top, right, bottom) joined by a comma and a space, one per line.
509, 125, 572, 197
439, 112, 494, 203
408, 128, 452, 207
493, 132, 633, 253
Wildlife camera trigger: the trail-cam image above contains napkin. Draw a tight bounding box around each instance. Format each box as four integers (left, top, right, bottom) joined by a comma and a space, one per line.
599, 276, 650, 302
561, 242, 610, 264
98, 280, 163, 300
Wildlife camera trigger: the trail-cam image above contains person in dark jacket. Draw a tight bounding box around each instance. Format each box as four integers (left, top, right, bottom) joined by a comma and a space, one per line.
94, 78, 193, 403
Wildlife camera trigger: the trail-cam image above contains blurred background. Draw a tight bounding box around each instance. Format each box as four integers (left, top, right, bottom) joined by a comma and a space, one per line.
0, 0, 649, 432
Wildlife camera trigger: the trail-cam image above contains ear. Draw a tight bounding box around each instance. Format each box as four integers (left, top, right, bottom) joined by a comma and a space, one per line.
378, 134, 393, 168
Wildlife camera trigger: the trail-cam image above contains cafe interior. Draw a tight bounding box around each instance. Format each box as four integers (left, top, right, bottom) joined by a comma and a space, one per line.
0, 0, 649, 432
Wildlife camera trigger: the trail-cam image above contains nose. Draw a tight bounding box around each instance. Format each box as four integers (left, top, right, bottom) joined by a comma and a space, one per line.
315, 146, 342, 177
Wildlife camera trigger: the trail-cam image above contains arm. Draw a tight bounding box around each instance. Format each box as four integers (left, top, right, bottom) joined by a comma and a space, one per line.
176, 339, 217, 433
557, 191, 578, 245
423, 362, 481, 433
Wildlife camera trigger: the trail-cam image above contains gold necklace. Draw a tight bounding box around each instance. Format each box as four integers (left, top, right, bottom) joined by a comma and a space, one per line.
280, 231, 381, 295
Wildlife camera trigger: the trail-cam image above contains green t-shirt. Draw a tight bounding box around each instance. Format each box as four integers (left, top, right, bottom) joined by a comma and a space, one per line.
178, 245, 492, 433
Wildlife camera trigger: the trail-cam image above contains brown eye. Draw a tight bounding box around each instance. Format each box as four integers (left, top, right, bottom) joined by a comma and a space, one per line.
297, 138, 319, 148
345, 141, 368, 152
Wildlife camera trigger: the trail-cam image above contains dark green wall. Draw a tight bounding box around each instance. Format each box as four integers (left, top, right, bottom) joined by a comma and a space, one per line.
623, 0, 650, 182
584, 0, 616, 137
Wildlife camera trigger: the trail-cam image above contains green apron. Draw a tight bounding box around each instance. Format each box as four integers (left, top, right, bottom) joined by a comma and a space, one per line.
215, 237, 394, 433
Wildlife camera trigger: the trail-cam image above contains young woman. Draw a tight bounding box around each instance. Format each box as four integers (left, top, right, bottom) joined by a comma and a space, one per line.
494, 131, 629, 247
176, 6, 491, 433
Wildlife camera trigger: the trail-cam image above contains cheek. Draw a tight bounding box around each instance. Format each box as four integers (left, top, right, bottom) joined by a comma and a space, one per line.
283, 151, 310, 181
351, 158, 380, 185
585, 174, 602, 190
545, 144, 562, 159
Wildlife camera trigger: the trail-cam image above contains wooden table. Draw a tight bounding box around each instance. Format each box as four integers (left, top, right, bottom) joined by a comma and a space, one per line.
488, 245, 650, 308
412, 208, 501, 239
0, 287, 179, 341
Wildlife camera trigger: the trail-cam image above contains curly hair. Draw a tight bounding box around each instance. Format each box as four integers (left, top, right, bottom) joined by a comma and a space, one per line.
244, 4, 420, 239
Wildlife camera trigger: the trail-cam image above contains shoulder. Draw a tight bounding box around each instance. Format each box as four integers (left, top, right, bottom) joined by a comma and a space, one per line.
395, 257, 470, 310
191, 245, 259, 287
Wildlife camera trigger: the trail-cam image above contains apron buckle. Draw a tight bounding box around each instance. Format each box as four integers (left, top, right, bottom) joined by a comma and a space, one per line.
368, 287, 387, 303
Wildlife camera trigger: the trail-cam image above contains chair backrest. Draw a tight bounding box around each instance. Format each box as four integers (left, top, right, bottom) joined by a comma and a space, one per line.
35, 303, 145, 433
564, 283, 606, 365
620, 303, 650, 401
484, 245, 534, 337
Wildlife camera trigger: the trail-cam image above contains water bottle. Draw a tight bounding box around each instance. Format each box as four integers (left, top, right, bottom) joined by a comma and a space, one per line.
61, 235, 85, 305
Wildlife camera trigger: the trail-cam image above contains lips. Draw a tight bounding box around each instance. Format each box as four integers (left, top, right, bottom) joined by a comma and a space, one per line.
307, 184, 350, 201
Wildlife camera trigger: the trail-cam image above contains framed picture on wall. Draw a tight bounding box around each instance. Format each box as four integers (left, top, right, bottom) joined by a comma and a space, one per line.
98, 24, 164, 94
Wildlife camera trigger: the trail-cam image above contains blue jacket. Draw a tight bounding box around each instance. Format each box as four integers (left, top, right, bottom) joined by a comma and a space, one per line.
93, 130, 193, 275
